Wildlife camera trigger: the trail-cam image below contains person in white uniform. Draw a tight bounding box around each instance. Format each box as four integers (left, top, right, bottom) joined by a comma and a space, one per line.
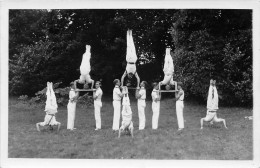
118, 86, 134, 138
112, 79, 124, 131
175, 82, 185, 131
93, 81, 103, 130
121, 30, 140, 88
159, 48, 177, 90
36, 82, 61, 132
151, 82, 161, 129
67, 82, 79, 130
200, 79, 228, 129
75, 45, 94, 89
136, 81, 148, 130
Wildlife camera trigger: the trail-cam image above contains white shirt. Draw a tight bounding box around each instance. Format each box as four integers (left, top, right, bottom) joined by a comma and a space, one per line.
94, 87, 103, 102
151, 89, 159, 101
69, 89, 76, 100
177, 89, 184, 101
113, 86, 122, 101
138, 87, 146, 100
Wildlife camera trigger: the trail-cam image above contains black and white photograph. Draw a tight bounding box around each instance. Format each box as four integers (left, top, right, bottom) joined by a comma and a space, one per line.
1, 0, 260, 168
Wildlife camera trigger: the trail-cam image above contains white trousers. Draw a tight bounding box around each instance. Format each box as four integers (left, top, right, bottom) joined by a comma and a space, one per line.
67, 101, 76, 129
176, 101, 184, 129
112, 100, 121, 130
94, 101, 102, 129
138, 100, 146, 129
152, 101, 160, 129
161, 75, 176, 85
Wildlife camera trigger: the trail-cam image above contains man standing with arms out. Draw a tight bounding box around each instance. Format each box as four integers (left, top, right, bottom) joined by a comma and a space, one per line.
175, 82, 184, 131
93, 81, 103, 131
112, 79, 124, 131
200, 79, 228, 129
136, 81, 148, 130
151, 82, 161, 129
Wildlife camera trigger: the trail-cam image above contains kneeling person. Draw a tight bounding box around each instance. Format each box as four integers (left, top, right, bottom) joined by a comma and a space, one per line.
118, 86, 134, 138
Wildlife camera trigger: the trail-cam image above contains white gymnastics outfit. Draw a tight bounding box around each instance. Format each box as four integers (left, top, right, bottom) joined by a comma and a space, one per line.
67, 89, 77, 130
161, 48, 175, 85
137, 87, 146, 130
176, 90, 184, 129
126, 30, 137, 74
79, 45, 93, 84
120, 94, 133, 131
112, 86, 122, 130
94, 87, 103, 129
151, 89, 160, 129
39, 82, 60, 126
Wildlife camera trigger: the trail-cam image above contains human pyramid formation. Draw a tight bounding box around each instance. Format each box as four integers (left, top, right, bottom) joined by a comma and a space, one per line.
36, 30, 228, 137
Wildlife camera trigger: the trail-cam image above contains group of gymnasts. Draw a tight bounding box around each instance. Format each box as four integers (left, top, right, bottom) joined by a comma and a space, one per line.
36, 30, 227, 138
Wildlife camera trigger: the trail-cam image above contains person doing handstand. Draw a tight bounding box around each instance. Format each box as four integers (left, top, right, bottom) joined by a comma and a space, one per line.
121, 30, 140, 89
74, 45, 94, 90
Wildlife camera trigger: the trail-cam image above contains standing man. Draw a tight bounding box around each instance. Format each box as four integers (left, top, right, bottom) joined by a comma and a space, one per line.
175, 82, 184, 131
67, 82, 79, 130
136, 81, 148, 130
200, 79, 228, 129
93, 81, 103, 130
151, 82, 161, 129
112, 79, 124, 131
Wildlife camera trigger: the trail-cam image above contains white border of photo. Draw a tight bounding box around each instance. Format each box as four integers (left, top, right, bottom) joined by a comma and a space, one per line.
1, 0, 259, 168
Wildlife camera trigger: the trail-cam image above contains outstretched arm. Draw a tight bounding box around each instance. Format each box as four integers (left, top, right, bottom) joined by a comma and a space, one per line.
135, 72, 140, 89
175, 91, 183, 101
121, 71, 127, 87
74, 80, 78, 90
135, 89, 141, 99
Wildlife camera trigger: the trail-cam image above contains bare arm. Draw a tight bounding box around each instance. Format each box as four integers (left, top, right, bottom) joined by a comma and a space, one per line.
91, 80, 94, 89
156, 92, 161, 101
135, 72, 140, 88
74, 80, 78, 90
135, 89, 141, 99
71, 91, 79, 102
93, 90, 98, 100
175, 91, 183, 101
121, 71, 127, 87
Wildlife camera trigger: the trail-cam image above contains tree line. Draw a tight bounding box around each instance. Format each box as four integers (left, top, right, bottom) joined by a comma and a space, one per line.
9, 9, 252, 106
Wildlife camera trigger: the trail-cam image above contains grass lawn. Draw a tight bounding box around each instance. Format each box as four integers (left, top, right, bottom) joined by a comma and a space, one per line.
8, 96, 253, 159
